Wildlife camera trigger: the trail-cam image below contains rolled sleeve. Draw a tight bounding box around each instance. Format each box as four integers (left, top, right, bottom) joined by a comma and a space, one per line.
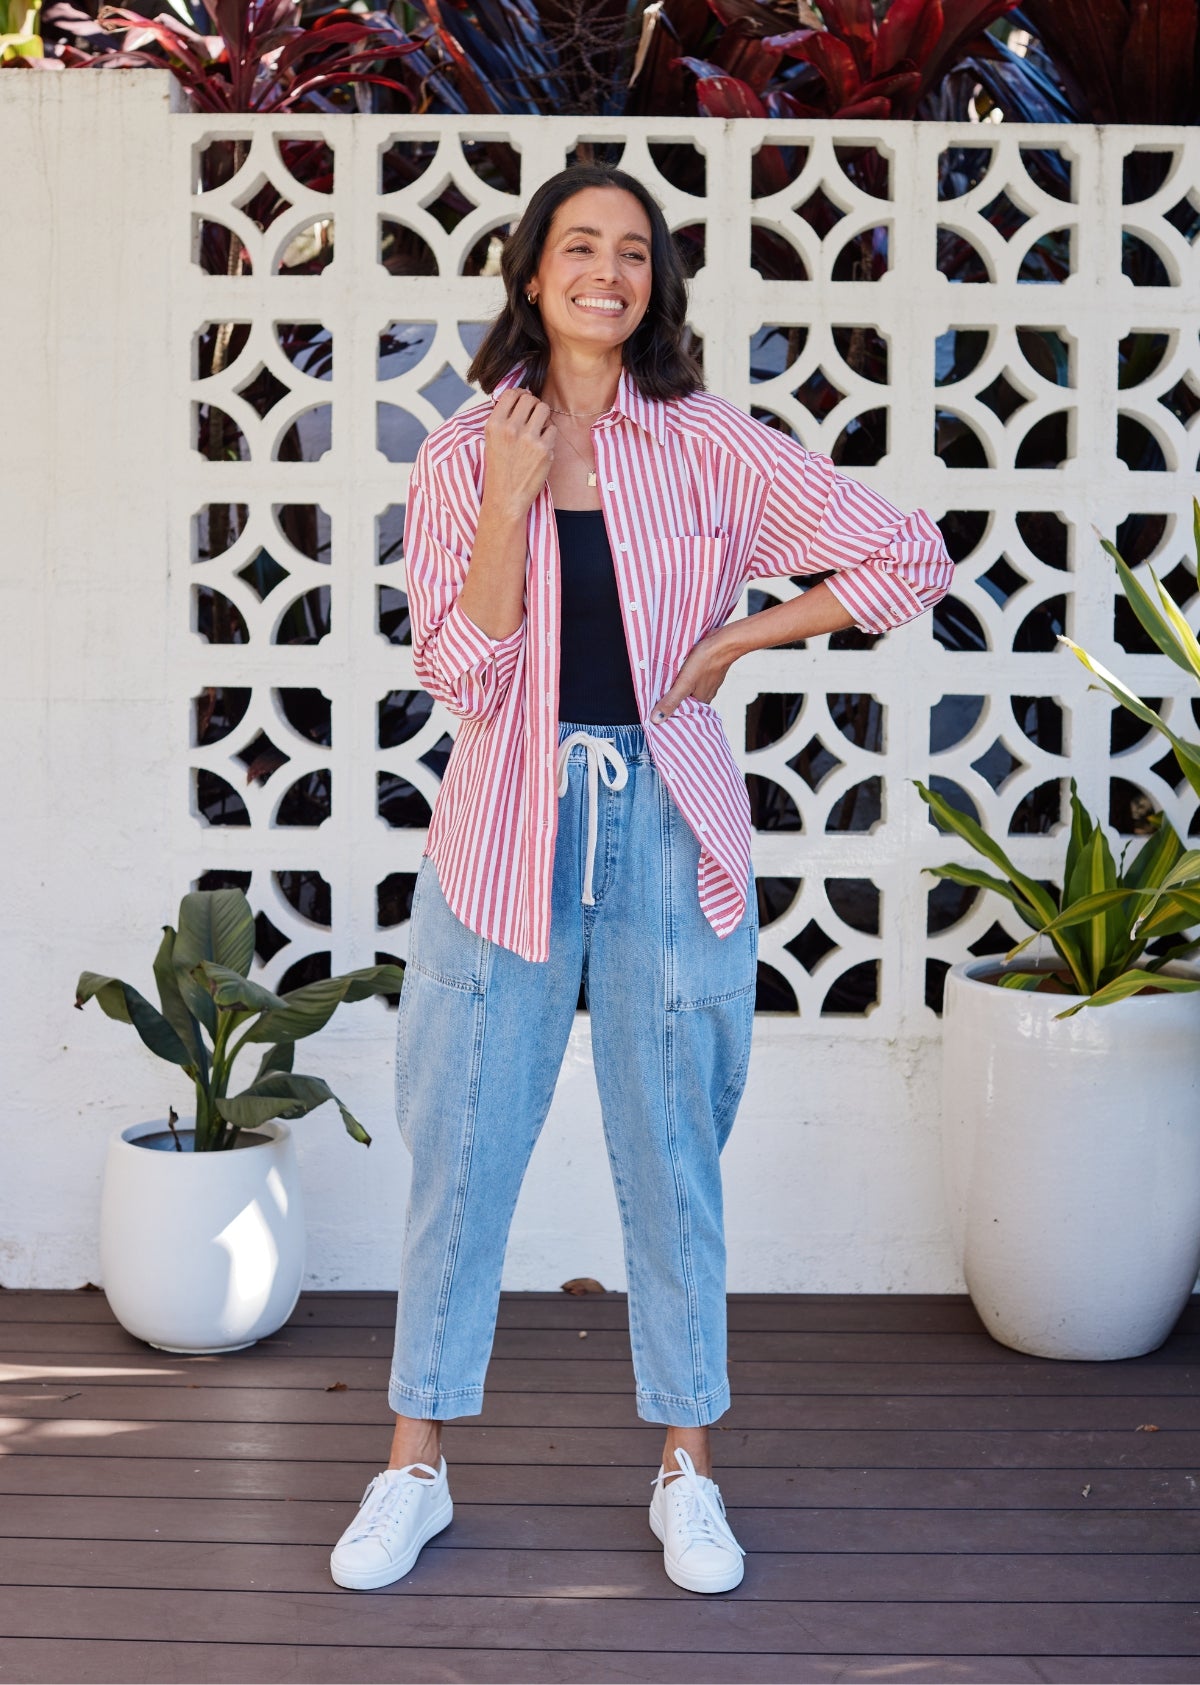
747, 435, 954, 633
403, 454, 526, 723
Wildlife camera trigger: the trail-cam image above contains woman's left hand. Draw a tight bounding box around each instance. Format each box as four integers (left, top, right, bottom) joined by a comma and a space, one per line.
651, 629, 737, 722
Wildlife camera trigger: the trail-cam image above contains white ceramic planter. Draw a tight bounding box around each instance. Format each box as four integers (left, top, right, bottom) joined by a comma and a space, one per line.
99, 1117, 306, 1353
941, 958, 1200, 1360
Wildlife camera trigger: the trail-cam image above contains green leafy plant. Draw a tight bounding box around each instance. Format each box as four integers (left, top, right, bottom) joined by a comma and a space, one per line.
914, 778, 1200, 1016
1060, 498, 1200, 803
75, 887, 403, 1150
1, 0, 43, 60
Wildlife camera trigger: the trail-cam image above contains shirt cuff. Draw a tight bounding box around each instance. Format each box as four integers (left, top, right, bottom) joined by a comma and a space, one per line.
824, 566, 926, 635
437, 599, 526, 676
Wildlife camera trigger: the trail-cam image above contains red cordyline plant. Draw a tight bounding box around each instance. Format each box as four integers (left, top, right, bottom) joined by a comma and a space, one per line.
672, 0, 1021, 121
92, 0, 420, 110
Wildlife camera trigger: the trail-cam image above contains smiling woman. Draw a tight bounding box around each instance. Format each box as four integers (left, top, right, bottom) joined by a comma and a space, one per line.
329, 161, 953, 1601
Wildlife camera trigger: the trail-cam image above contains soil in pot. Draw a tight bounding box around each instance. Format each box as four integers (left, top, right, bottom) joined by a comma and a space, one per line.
136, 1129, 274, 1153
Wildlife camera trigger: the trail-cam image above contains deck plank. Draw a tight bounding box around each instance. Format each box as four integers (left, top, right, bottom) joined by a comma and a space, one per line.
1, 1290, 1197, 1684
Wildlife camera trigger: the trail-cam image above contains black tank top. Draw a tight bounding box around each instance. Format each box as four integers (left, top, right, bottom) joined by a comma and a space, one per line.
555, 508, 641, 725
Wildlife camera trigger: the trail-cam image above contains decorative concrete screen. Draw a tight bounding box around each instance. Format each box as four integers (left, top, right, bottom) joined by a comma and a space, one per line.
178, 116, 1200, 1033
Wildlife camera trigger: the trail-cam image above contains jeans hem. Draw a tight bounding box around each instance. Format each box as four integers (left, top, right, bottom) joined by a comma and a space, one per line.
635, 1381, 731, 1427
388, 1376, 484, 1420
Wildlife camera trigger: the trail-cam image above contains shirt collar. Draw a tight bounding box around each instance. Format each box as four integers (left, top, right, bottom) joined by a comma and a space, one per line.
492, 364, 667, 447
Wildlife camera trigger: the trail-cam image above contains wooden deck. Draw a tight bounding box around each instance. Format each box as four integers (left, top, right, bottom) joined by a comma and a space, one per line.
1, 1289, 1198, 1684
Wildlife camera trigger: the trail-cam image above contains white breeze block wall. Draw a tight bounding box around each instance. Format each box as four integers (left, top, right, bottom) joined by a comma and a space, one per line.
4, 73, 1199, 1292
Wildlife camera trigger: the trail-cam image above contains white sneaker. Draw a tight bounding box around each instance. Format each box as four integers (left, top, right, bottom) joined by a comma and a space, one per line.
649, 1446, 746, 1594
330, 1458, 453, 1590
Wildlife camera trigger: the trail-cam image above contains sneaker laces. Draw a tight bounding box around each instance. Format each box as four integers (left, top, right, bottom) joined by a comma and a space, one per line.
651, 1447, 745, 1558
344, 1462, 440, 1546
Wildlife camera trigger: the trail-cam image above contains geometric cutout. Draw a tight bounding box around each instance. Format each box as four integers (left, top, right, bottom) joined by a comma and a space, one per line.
796, 184, 845, 239
831, 324, 888, 384
194, 769, 250, 827
1117, 330, 1171, 388
834, 143, 890, 201
277, 687, 332, 747
275, 503, 331, 563
378, 689, 433, 749
277, 138, 334, 194
236, 729, 290, 785
193, 504, 249, 562
832, 407, 887, 466
196, 321, 251, 379
794, 366, 845, 420
1117, 414, 1168, 473
935, 409, 988, 469
378, 585, 412, 646
377, 871, 419, 928
275, 869, 331, 927
1017, 228, 1072, 283
938, 147, 993, 200
970, 736, 1024, 793
196, 220, 253, 276
933, 595, 988, 653
789, 734, 842, 791
831, 226, 888, 282
1109, 775, 1158, 835
274, 587, 330, 646
755, 876, 802, 928
377, 403, 429, 463
826, 775, 882, 833
925, 776, 980, 829
278, 220, 335, 276
380, 220, 439, 277
254, 909, 290, 965
236, 176, 291, 234
193, 685, 251, 746
746, 693, 805, 753
275, 404, 333, 462
1017, 327, 1073, 387
1165, 195, 1200, 244
939, 509, 989, 563
755, 960, 798, 1015
786, 918, 838, 974
1014, 410, 1070, 469
420, 361, 475, 421
937, 225, 990, 283
237, 364, 292, 418
1015, 509, 1070, 570
828, 692, 884, 752
821, 958, 879, 1016
377, 771, 434, 828
825, 877, 880, 935
750, 222, 808, 282
377, 503, 406, 567
380, 139, 438, 193
979, 555, 1029, 605
378, 321, 436, 379
929, 693, 985, 753
1019, 146, 1072, 203
927, 875, 978, 935
1011, 696, 1064, 755
278, 951, 332, 993
1122, 230, 1171, 287
276, 770, 332, 827
424, 181, 476, 235
237, 548, 290, 600
419, 732, 455, 778
980, 188, 1030, 241
195, 403, 250, 462
747, 774, 802, 831
195, 586, 249, 645
935, 328, 990, 385
1121, 149, 1174, 206
277, 322, 333, 380
1013, 593, 1067, 652
977, 371, 1029, 424
1008, 776, 1063, 835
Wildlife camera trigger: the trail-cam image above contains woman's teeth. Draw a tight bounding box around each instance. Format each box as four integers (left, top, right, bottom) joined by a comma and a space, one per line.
573, 296, 625, 312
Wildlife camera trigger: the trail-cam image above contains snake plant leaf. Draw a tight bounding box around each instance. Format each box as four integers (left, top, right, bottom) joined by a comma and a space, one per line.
74, 973, 195, 1068
1053, 969, 1200, 1019
1099, 537, 1196, 677
152, 925, 207, 1078
216, 1072, 371, 1145
1063, 780, 1094, 901
994, 970, 1054, 991
1135, 887, 1200, 942
191, 962, 288, 1015
253, 1040, 295, 1084
1123, 813, 1183, 892
243, 964, 406, 1045
914, 781, 1058, 926
1058, 637, 1200, 799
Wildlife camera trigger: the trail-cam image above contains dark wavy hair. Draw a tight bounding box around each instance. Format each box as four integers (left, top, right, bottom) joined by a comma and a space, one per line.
466, 164, 703, 402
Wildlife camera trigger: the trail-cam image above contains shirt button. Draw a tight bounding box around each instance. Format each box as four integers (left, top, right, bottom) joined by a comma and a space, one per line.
545, 634, 552, 646
617, 542, 629, 553
545, 571, 551, 583
628, 601, 639, 612
638, 659, 646, 669
544, 691, 552, 703
606, 481, 617, 491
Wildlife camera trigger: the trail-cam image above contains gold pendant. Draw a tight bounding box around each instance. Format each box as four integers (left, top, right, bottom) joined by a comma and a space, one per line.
587, 471, 597, 487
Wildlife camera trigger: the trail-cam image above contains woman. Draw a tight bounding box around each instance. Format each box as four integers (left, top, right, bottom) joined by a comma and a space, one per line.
331, 163, 952, 1596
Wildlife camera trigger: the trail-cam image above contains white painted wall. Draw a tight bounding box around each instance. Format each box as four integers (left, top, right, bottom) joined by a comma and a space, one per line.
3, 76, 1197, 1296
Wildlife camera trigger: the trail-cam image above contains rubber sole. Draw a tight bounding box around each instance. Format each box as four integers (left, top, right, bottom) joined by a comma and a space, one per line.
330, 1493, 453, 1590
649, 1504, 745, 1594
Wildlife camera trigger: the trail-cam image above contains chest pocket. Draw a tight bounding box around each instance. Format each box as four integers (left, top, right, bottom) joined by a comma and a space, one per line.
661, 532, 729, 648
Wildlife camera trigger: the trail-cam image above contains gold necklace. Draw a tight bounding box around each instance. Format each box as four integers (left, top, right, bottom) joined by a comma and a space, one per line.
548, 404, 608, 419
555, 424, 597, 488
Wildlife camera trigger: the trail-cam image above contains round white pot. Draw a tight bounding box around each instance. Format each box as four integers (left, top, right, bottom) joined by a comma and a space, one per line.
99, 1117, 306, 1353
941, 958, 1200, 1360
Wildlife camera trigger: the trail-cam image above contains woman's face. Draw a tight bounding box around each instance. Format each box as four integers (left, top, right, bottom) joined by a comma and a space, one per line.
528, 186, 654, 358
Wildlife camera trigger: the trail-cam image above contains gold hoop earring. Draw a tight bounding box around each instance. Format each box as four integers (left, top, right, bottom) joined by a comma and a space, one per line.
526, 292, 537, 305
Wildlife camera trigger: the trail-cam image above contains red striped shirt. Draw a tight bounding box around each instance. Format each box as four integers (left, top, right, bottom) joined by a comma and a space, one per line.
404, 366, 953, 963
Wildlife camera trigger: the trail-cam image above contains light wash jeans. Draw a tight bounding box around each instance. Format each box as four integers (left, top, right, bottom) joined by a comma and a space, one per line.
388, 720, 758, 1427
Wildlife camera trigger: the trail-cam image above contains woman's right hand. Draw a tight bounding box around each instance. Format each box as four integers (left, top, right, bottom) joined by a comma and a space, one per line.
481, 388, 557, 519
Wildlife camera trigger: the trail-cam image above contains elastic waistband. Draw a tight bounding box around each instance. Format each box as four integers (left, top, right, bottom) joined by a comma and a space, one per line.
557, 720, 651, 764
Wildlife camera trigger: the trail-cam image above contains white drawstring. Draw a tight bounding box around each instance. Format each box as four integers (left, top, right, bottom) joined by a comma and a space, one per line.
556, 732, 629, 906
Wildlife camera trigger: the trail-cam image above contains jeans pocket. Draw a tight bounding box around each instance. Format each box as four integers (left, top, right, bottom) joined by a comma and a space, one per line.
407, 855, 489, 994
664, 801, 757, 1011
